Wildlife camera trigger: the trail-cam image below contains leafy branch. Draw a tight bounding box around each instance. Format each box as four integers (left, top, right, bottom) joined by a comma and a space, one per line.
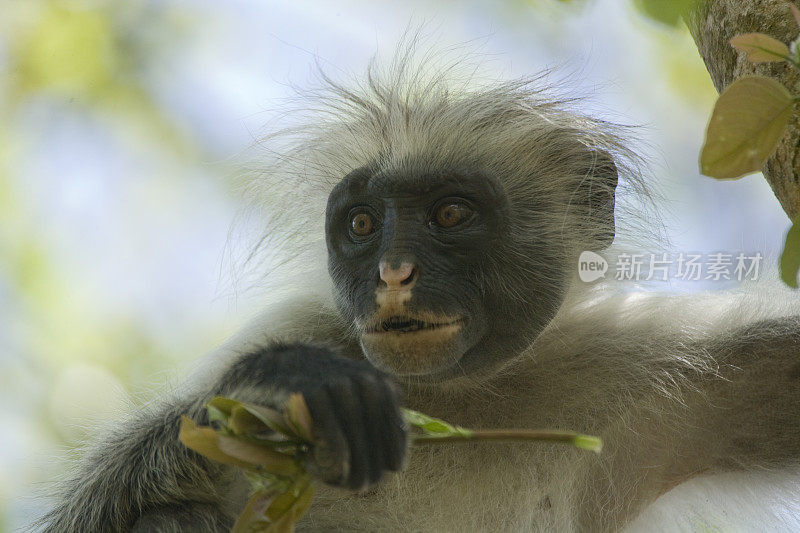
179, 395, 601, 532
699, 3, 800, 287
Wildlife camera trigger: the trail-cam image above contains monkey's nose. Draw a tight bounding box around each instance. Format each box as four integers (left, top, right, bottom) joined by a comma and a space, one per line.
379, 260, 418, 289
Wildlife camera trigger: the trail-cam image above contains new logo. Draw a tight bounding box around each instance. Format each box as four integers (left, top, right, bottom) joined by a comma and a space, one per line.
578, 251, 608, 282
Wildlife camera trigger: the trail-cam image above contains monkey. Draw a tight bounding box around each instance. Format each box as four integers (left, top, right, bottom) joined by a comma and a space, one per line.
39, 45, 800, 532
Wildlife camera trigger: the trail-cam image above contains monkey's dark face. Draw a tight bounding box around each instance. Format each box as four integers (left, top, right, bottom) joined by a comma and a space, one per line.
327, 164, 551, 379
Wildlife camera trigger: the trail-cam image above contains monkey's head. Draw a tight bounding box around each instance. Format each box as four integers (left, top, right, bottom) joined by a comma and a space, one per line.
324, 106, 621, 379
247, 51, 642, 381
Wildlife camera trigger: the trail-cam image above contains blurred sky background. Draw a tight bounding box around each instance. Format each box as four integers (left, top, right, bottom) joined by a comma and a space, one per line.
0, 0, 793, 530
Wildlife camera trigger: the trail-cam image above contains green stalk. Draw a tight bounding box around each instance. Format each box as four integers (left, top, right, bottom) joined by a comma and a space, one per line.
411, 429, 602, 453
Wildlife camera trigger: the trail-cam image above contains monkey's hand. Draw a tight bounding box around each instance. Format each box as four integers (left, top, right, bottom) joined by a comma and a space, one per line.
220, 343, 408, 491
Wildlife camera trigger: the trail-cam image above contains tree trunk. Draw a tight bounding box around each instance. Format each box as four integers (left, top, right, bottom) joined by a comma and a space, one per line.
687, 0, 800, 220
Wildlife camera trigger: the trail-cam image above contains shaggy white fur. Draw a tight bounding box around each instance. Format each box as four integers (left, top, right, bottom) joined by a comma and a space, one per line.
41, 40, 800, 532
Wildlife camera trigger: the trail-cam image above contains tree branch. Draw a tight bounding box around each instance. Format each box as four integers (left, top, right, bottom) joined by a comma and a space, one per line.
687, 0, 800, 219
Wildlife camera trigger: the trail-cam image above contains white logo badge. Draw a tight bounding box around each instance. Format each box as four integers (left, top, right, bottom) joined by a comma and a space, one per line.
578, 251, 608, 282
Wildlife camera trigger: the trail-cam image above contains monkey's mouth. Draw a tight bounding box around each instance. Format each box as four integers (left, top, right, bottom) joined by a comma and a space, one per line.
359, 312, 467, 376
364, 315, 464, 334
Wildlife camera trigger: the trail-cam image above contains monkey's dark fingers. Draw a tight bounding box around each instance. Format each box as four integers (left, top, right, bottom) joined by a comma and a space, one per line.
355, 374, 395, 485
326, 378, 373, 490
304, 385, 350, 486
379, 376, 407, 472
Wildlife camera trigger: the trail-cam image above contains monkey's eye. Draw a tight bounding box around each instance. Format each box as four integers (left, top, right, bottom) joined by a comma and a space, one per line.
433, 201, 473, 228
350, 211, 376, 237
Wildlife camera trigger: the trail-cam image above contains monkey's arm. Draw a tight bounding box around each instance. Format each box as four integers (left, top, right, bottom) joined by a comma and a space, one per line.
668, 316, 800, 477
575, 315, 800, 529
41, 394, 244, 532
40, 300, 405, 532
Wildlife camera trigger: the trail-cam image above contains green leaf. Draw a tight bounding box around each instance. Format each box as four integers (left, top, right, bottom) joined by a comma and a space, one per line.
285, 393, 314, 442
178, 416, 254, 468
700, 76, 794, 179
730, 33, 790, 63
207, 396, 240, 416
780, 217, 800, 288
229, 405, 272, 436
264, 474, 314, 531
232, 474, 314, 533
240, 403, 295, 436
403, 408, 473, 437
572, 434, 603, 454
790, 3, 800, 30
205, 398, 236, 428
217, 435, 301, 475
633, 0, 698, 26
231, 488, 279, 533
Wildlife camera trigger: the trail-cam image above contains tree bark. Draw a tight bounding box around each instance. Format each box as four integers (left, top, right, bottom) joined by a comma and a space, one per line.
687, 0, 800, 220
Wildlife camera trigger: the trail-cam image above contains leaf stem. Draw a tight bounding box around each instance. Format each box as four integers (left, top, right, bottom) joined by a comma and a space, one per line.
412, 429, 602, 453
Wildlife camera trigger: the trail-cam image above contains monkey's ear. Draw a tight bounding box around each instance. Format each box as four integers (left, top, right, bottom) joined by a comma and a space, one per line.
578, 149, 618, 249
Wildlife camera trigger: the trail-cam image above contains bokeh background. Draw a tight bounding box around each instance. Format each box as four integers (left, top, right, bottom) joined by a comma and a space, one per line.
0, 0, 792, 529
